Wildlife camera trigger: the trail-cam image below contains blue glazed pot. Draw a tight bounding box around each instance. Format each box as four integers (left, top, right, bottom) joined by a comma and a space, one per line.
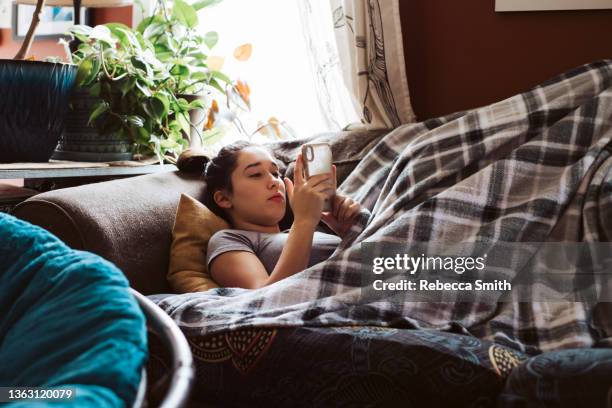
0, 60, 78, 163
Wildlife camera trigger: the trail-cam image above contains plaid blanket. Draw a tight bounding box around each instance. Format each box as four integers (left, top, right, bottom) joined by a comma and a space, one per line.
155, 60, 612, 354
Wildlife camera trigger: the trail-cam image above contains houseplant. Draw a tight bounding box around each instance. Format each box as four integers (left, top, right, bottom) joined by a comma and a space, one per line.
139, 0, 230, 146
0, 0, 77, 162
59, 0, 233, 163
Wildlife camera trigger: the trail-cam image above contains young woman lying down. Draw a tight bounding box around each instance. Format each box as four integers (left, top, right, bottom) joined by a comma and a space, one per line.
203, 140, 363, 289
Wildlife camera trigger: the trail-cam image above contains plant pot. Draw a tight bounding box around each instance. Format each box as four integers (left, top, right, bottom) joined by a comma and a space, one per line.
179, 93, 207, 149
0, 60, 77, 163
52, 88, 133, 162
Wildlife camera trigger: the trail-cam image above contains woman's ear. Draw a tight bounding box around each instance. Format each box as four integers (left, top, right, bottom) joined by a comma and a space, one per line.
213, 190, 232, 209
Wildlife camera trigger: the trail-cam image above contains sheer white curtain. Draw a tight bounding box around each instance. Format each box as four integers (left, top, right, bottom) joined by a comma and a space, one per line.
300, 0, 416, 129
197, 0, 346, 141
195, 0, 414, 148
296, 0, 361, 131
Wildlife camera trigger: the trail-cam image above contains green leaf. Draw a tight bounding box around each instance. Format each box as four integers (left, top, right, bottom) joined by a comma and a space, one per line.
76, 57, 93, 86
136, 14, 163, 34
187, 52, 207, 62
138, 126, 150, 140
120, 76, 137, 97
154, 93, 170, 117
143, 21, 165, 40
176, 98, 191, 110
90, 25, 115, 45
105, 23, 131, 47
208, 77, 224, 93
173, 0, 198, 29
211, 70, 231, 83
189, 71, 209, 81
160, 138, 178, 149
192, 0, 222, 11
88, 102, 109, 125
69, 25, 93, 44
177, 112, 191, 135
70, 24, 92, 36
154, 44, 175, 61
143, 97, 166, 122
178, 138, 190, 148
135, 80, 152, 97
130, 56, 152, 77
170, 64, 190, 78
203, 31, 218, 49
126, 115, 145, 127
81, 56, 101, 85
89, 82, 101, 97
188, 99, 206, 109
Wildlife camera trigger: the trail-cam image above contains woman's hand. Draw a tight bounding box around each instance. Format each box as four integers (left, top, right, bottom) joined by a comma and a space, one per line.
284, 153, 334, 229
320, 165, 362, 238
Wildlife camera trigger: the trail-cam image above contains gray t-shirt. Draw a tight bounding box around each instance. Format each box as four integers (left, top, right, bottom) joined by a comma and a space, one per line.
206, 228, 342, 275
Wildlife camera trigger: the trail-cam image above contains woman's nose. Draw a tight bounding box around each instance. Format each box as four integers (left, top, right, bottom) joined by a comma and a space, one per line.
267, 174, 281, 189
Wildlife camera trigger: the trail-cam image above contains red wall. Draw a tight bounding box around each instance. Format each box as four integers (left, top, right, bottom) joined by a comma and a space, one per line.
0, 29, 65, 59
401, 0, 612, 120
0, 6, 131, 61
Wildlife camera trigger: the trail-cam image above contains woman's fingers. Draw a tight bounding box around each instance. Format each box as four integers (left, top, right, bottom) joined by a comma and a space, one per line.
338, 198, 352, 222
332, 164, 337, 190
284, 177, 294, 202
306, 173, 332, 189
294, 153, 304, 186
313, 182, 335, 197
343, 202, 361, 222
333, 195, 347, 218
338, 198, 360, 222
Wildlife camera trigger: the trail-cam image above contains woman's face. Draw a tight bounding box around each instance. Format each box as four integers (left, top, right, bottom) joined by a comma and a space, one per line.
219, 146, 286, 227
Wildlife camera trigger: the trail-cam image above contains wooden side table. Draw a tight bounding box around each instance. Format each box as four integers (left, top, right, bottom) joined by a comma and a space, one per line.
0, 160, 178, 213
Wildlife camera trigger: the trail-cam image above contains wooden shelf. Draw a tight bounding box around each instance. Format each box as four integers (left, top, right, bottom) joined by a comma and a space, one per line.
0, 161, 178, 180
0, 161, 179, 213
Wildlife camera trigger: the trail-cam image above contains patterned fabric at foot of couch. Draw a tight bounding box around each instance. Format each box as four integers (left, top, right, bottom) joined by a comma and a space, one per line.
148, 324, 526, 407
499, 348, 612, 407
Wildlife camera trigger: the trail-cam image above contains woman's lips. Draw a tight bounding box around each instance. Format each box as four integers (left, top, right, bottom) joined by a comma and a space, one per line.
268, 194, 283, 203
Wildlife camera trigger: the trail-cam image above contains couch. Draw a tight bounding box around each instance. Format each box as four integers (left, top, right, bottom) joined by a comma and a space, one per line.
9, 131, 517, 407
13, 126, 612, 407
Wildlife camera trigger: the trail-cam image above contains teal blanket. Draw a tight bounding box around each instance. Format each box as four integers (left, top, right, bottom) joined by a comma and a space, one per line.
0, 213, 147, 407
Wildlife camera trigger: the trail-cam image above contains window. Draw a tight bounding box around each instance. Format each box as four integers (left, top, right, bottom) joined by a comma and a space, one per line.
196, 0, 355, 146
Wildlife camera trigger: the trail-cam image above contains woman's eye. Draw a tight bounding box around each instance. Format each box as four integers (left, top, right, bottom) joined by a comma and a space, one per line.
249, 173, 261, 178
273, 172, 280, 178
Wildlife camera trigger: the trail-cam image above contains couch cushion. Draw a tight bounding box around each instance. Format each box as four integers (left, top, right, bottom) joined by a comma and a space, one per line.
167, 193, 229, 293
13, 171, 206, 295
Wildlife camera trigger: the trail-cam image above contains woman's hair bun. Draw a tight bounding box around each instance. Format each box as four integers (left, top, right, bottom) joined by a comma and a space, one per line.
203, 159, 217, 178
176, 148, 211, 173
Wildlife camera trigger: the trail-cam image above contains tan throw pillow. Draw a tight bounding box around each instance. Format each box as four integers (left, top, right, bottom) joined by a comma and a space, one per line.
167, 193, 230, 293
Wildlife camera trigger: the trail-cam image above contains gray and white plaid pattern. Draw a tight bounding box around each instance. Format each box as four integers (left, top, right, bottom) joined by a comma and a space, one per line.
156, 60, 612, 354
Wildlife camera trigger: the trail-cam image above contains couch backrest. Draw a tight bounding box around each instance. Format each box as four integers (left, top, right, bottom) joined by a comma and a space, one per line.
13, 171, 205, 295
13, 129, 387, 295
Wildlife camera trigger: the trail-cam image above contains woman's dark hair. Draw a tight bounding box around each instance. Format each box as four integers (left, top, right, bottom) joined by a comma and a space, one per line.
203, 140, 262, 225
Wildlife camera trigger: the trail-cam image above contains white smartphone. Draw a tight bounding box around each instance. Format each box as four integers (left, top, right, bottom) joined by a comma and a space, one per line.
301, 142, 335, 212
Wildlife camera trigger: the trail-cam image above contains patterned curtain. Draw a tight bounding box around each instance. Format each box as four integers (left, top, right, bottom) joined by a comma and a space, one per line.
298, 0, 416, 130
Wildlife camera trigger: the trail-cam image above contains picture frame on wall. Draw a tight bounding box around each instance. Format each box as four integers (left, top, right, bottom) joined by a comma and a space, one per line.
495, 0, 612, 11
12, 3, 88, 40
